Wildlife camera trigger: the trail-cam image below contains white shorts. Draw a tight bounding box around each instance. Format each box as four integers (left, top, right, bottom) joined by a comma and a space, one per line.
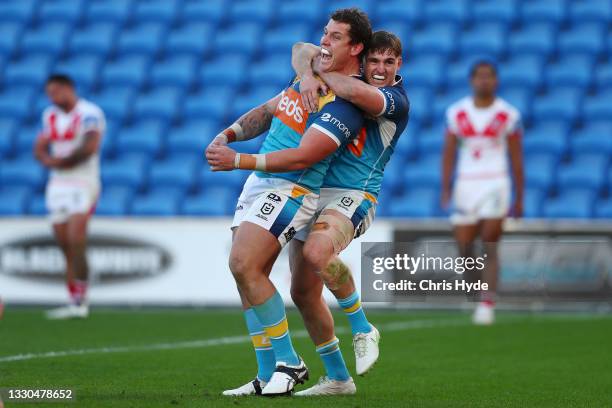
232, 173, 319, 247
451, 176, 511, 225
294, 188, 377, 242
45, 178, 100, 224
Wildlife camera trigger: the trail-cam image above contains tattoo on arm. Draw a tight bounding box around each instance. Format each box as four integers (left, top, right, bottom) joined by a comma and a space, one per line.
235, 104, 274, 140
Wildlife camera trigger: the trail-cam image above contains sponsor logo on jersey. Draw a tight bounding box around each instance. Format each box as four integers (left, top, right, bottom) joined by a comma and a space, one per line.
275, 88, 307, 134
320, 112, 352, 139
384, 89, 396, 115
266, 193, 282, 202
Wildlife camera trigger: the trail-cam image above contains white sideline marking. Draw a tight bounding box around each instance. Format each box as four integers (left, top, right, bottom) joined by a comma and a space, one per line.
0, 318, 467, 364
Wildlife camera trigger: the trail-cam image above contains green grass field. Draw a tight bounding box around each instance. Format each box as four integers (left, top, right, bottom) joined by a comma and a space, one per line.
1, 308, 610, 407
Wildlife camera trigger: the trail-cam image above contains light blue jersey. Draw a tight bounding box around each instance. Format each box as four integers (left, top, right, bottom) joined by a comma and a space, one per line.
322, 76, 410, 197
256, 79, 364, 194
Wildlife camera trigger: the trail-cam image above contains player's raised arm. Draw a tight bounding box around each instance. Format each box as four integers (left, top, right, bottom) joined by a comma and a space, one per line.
208, 94, 280, 147
291, 42, 328, 113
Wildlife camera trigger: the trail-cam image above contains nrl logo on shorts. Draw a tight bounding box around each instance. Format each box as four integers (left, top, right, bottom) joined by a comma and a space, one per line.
260, 202, 275, 216
284, 227, 296, 242
340, 197, 354, 207
266, 193, 282, 202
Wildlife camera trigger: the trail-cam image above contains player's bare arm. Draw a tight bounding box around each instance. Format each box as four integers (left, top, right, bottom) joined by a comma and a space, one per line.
507, 131, 524, 218
291, 42, 328, 113
55, 130, 101, 169
441, 131, 458, 208
208, 94, 280, 148
207, 127, 338, 172
33, 133, 57, 168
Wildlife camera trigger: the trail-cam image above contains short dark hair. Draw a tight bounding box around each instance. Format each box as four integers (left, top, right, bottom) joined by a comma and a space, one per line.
46, 74, 75, 87
368, 30, 402, 58
469, 60, 497, 78
330, 8, 372, 55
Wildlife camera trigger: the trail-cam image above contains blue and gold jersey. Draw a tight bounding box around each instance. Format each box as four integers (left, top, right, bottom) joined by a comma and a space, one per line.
322, 76, 410, 197
256, 78, 364, 194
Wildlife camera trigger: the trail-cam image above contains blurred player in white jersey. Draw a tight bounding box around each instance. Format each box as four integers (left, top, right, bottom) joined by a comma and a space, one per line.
441, 61, 524, 325
34, 74, 105, 320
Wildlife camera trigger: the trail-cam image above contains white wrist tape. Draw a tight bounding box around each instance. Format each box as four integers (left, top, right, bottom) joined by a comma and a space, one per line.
234, 153, 241, 169
253, 154, 266, 171
229, 123, 245, 141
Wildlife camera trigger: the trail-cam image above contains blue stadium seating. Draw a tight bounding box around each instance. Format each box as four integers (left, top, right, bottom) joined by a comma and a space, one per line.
134, 0, 180, 24
117, 23, 167, 56
130, 190, 180, 216
164, 23, 214, 56
132, 87, 184, 121
90, 86, 135, 121
3, 54, 54, 87
166, 120, 220, 155
248, 56, 295, 88
213, 24, 262, 57
0, 22, 23, 56
115, 120, 166, 156
20, 23, 71, 55
0, 158, 46, 190
374, 0, 421, 25
0, 118, 17, 157
524, 153, 557, 193
508, 24, 556, 56
69, 23, 118, 57
459, 23, 506, 57
148, 156, 199, 194
199, 55, 248, 87
557, 154, 609, 193
388, 187, 438, 218
571, 122, 612, 156
39, 0, 85, 24
183, 86, 235, 121
522, 121, 569, 156
54, 55, 102, 91
101, 55, 151, 88
582, 90, 612, 122
181, 0, 226, 23
471, 0, 518, 25
410, 24, 457, 57
0, 0, 610, 219
570, 0, 612, 24
101, 155, 148, 191
0, 186, 32, 216
522, 0, 567, 24
229, 0, 275, 25
423, 0, 469, 26
0, 1, 36, 23
95, 186, 133, 216
542, 189, 595, 219
86, 0, 134, 24
181, 187, 238, 216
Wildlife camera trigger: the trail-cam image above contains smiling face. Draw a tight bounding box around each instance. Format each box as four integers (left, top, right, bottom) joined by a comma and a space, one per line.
319, 19, 364, 74
364, 49, 402, 88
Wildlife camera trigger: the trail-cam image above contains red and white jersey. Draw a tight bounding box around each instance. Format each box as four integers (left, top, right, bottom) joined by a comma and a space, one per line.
41, 99, 105, 183
445, 96, 521, 180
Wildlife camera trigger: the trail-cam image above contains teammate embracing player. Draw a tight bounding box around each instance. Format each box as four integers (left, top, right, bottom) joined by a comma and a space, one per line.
34, 74, 105, 320
206, 8, 370, 396
208, 28, 409, 395
441, 61, 524, 325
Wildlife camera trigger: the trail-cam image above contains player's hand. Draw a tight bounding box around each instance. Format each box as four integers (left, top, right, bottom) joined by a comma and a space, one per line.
41, 156, 62, 168
511, 199, 523, 218
206, 144, 236, 171
299, 72, 327, 114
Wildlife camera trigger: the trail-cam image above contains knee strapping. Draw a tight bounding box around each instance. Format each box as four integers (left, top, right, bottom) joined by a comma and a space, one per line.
309, 213, 354, 254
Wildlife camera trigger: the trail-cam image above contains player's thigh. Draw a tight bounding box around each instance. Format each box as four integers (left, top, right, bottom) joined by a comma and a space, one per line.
480, 218, 504, 242
453, 224, 480, 256
67, 213, 90, 245
230, 221, 282, 276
